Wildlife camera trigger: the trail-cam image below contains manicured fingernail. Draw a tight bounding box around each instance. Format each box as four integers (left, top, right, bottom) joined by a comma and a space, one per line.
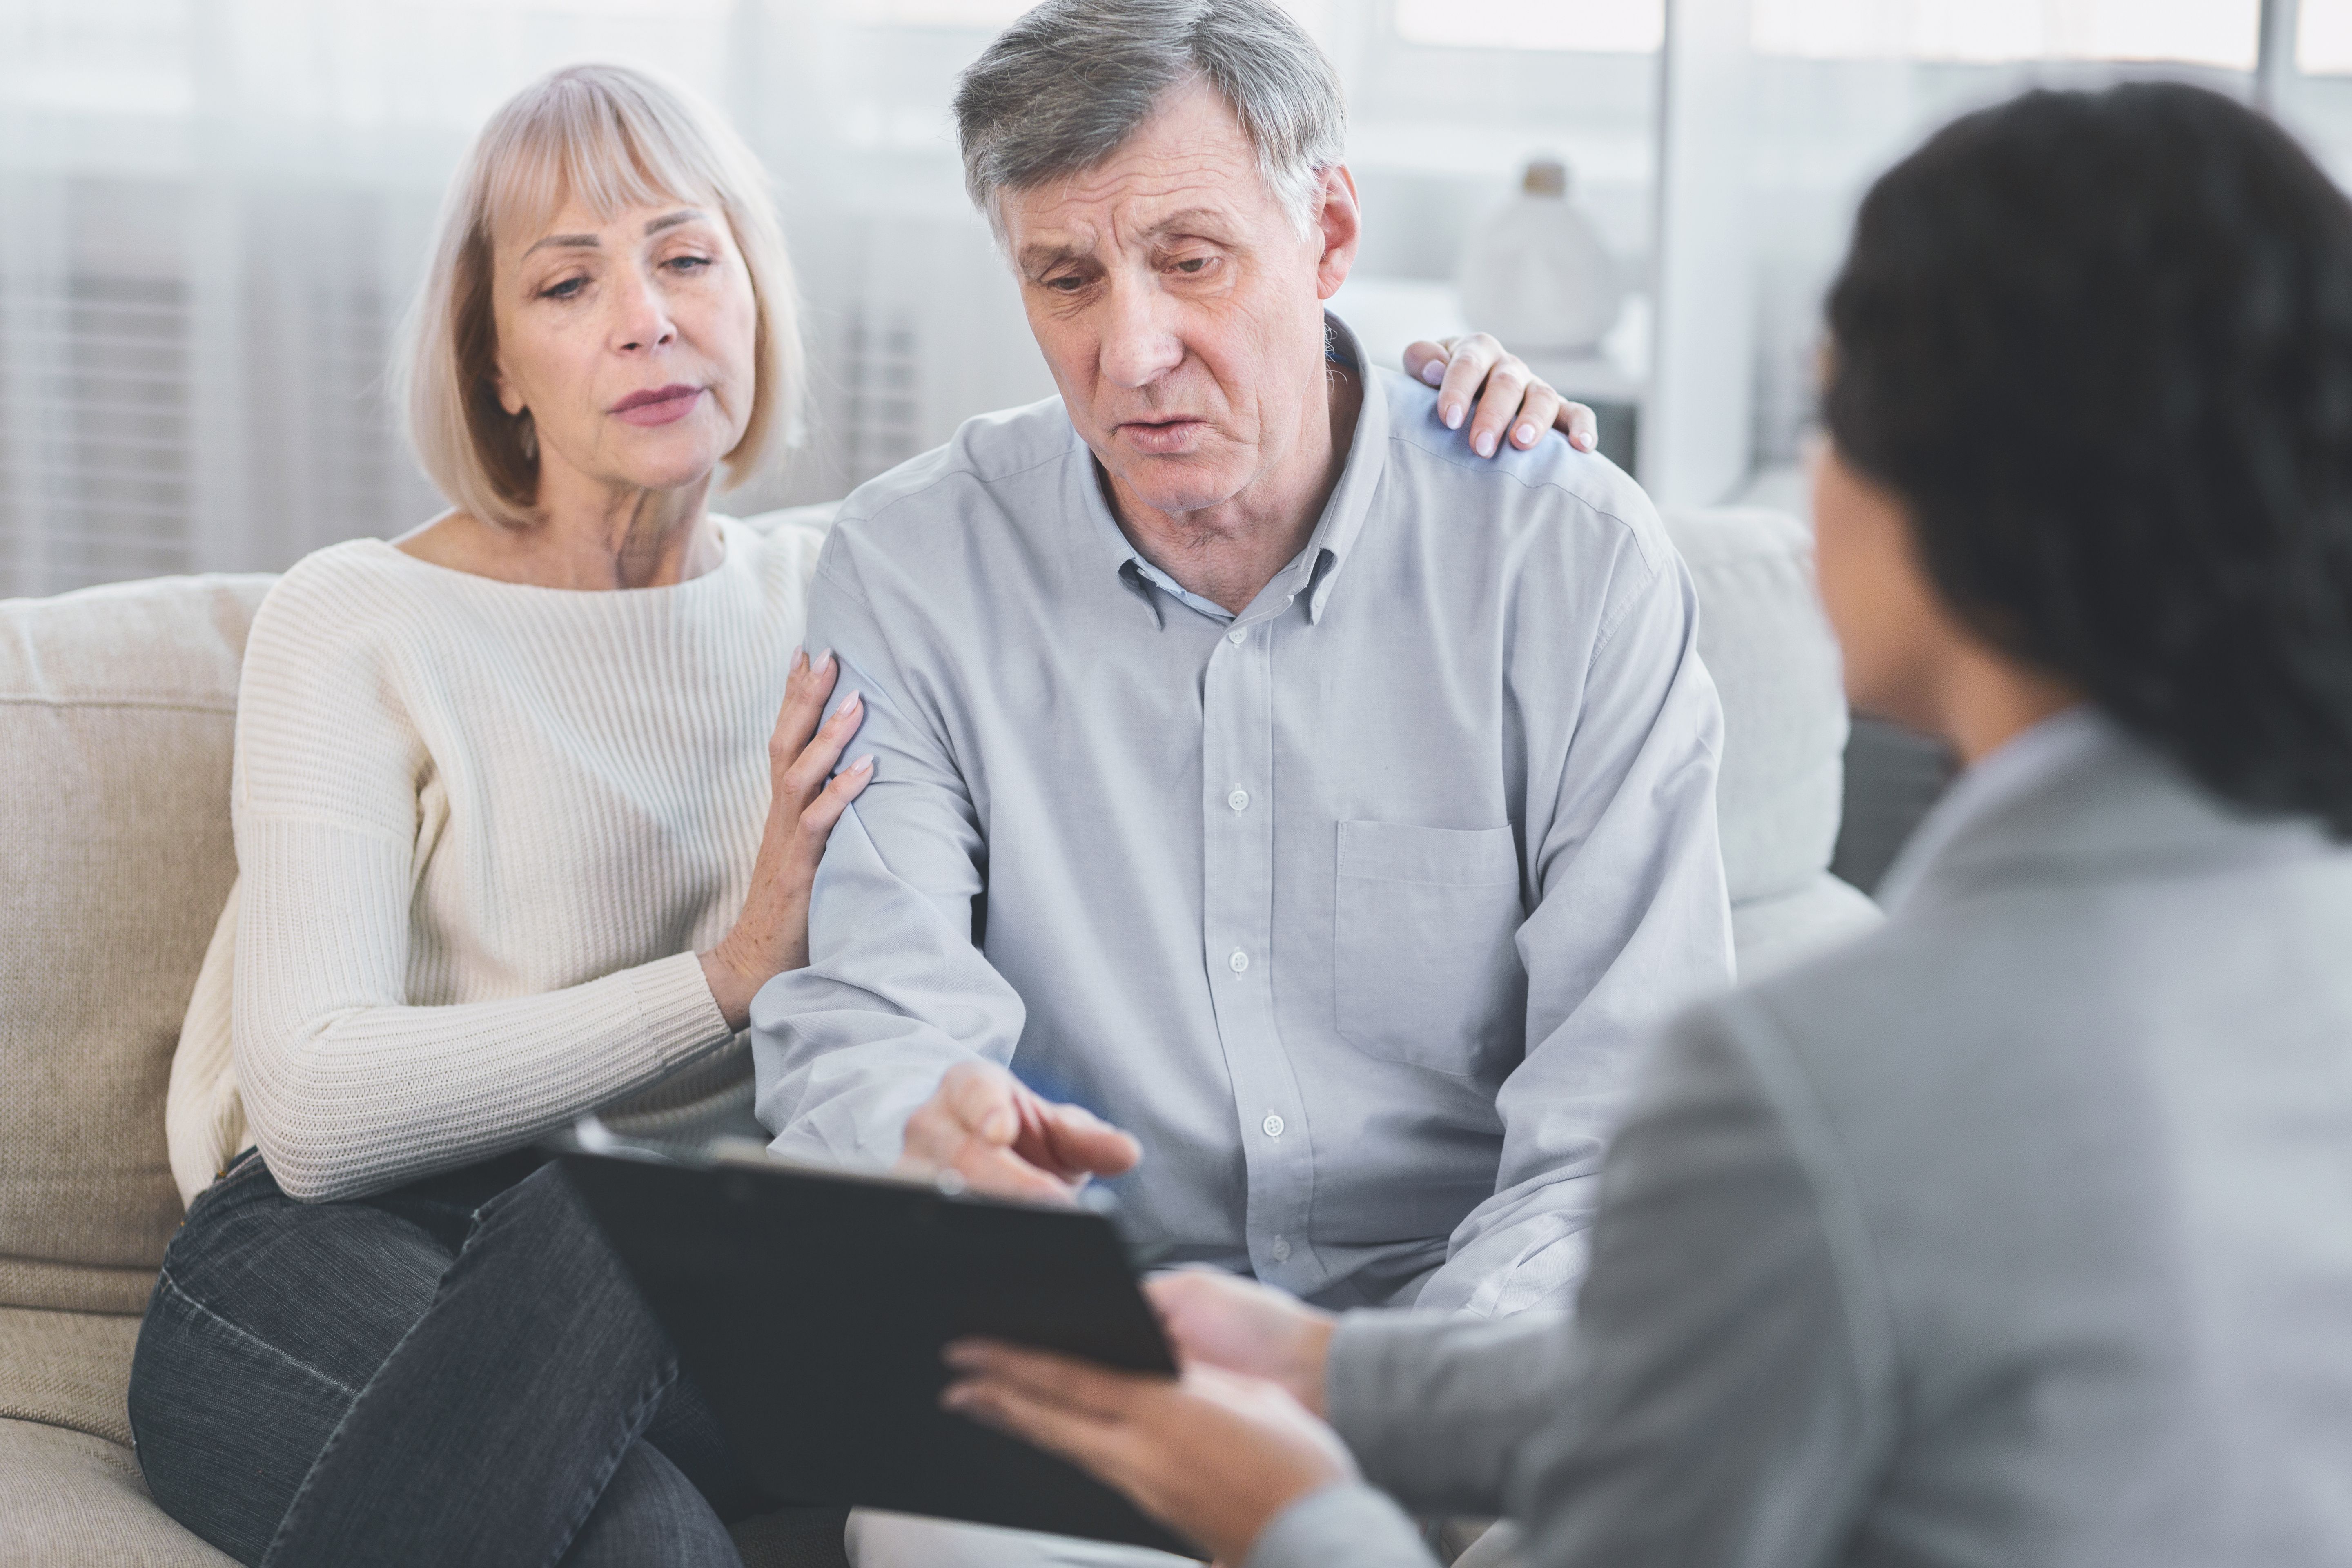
836, 690, 862, 717
1577, 431, 1596, 450
1476, 430, 1497, 457
1444, 402, 1464, 429
850, 754, 874, 773
1420, 360, 1445, 387
815, 650, 835, 674
1516, 423, 1537, 446
794, 647, 809, 671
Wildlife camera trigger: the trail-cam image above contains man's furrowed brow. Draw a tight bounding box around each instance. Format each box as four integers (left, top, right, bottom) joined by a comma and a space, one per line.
1137, 207, 1235, 243
1017, 238, 1093, 276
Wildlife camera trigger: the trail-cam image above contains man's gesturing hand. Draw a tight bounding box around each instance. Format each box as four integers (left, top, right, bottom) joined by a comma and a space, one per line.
1147, 1271, 1338, 1417
897, 1061, 1140, 1205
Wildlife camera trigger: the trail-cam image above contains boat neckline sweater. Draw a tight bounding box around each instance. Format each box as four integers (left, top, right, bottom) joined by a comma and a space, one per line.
166, 514, 824, 1204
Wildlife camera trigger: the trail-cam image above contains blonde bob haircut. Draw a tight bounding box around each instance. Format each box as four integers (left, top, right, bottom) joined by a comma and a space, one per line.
396, 64, 802, 528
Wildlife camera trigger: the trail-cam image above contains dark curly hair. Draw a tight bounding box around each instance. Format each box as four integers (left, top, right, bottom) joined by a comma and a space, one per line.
1824, 82, 2352, 836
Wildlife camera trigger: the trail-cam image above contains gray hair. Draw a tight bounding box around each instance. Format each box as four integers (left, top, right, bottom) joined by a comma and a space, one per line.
953, 0, 1347, 240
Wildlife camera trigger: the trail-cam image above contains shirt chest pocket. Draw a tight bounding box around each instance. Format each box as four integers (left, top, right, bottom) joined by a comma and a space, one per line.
1333, 821, 1526, 1074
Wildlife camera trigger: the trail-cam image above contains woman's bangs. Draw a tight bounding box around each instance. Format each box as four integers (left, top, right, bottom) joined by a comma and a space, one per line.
480, 76, 724, 249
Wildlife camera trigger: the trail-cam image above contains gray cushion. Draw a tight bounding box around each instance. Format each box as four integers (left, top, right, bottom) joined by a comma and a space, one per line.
1656, 506, 1881, 975
1730, 873, 1884, 982
1657, 506, 1848, 906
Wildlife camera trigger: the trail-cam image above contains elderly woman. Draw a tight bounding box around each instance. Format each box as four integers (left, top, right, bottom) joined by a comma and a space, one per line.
943, 81, 2352, 1568
125, 62, 1581, 1568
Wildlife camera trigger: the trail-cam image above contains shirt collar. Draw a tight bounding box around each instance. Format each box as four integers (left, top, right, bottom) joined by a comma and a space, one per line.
1081, 311, 1389, 629
1875, 704, 2109, 915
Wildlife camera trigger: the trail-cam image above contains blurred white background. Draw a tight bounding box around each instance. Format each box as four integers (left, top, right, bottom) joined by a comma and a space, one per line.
5, 0, 2350, 596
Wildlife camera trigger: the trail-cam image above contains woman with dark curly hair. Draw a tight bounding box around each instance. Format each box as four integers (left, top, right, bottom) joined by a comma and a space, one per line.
928, 80, 2352, 1568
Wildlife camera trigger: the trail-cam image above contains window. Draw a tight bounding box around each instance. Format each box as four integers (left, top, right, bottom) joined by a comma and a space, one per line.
829, 0, 1031, 24
2302, 0, 2352, 76
1392, 0, 1662, 53
1751, 0, 2258, 69
833, 0, 1330, 31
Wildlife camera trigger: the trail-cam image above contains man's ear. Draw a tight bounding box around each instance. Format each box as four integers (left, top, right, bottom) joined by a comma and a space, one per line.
1312, 165, 1362, 303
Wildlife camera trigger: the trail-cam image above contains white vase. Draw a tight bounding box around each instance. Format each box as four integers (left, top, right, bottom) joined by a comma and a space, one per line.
1457, 158, 1624, 356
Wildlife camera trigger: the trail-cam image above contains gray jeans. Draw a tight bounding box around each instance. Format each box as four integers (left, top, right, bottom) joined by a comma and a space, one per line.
127, 1149, 767, 1567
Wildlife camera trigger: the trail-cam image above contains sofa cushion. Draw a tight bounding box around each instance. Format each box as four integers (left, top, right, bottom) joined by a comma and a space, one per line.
0, 1419, 238, 1568
1728, 872, 1884, 982
0, 576, 272, 1314
1657, 506, 1850, 906
0, 1305, 142, 1447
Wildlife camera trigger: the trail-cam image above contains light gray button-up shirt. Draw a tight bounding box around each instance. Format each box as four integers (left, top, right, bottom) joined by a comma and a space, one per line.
751, 321, 1733, 1315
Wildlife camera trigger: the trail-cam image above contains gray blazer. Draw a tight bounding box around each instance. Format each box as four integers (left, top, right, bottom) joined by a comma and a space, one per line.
1256, 715, 2352, 1568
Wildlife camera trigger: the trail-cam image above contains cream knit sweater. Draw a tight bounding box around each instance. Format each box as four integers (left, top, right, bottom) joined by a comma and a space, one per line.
165, 515, 823, 1205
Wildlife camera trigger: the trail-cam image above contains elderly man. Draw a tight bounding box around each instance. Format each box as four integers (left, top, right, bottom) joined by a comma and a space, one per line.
752, 0, 1731, 1559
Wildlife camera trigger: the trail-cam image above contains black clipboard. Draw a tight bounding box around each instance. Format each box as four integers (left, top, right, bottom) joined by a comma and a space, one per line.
556, 1134, 1197, 1558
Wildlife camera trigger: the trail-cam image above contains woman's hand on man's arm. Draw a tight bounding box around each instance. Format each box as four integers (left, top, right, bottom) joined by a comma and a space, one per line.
1406, 333, 1600, 457
699, 647, 871, 1031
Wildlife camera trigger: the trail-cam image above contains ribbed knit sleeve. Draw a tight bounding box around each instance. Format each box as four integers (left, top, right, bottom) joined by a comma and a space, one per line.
233, 813, 730, 1200
217, 529, 802, 1202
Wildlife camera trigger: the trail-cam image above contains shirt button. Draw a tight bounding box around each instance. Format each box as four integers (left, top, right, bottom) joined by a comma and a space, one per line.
1270, 1236, 1292, 1263
1227, 787, 1250, 812
1226, 627, 1247, 646
1228, 949, 1250, 974
1262, 1113, 1285, 1138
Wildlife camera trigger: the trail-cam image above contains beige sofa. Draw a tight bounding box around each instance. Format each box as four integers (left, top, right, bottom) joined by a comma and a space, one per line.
0, 503, 1875, 1566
